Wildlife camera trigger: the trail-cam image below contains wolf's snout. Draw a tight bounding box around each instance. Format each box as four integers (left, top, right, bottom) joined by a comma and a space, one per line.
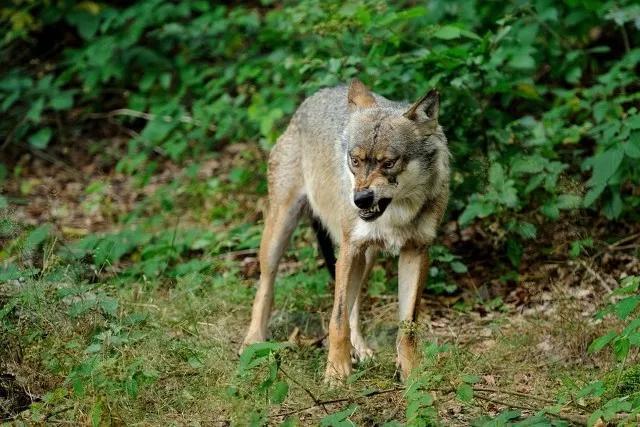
354, 189, 375, 209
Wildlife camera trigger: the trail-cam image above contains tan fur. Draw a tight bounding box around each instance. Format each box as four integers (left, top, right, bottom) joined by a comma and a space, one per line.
242, 79, 450, 385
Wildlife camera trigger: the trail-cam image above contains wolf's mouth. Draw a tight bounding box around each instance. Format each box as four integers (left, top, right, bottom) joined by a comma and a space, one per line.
358, 198, 392, 221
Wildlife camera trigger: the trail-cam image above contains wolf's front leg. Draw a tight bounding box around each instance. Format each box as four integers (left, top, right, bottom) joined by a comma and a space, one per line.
349, 247, 376, 363
396, 245, 429, 381
325, 243, 366, 385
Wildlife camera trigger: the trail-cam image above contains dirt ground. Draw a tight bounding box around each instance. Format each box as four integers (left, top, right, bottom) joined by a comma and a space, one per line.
2, 145, 640, 425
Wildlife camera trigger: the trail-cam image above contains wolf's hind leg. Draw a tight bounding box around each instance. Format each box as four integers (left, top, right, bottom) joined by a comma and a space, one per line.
242, 192, 305, 350
350, 247, 376, 363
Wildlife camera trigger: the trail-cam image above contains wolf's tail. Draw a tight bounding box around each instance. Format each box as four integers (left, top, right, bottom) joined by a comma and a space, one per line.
311, 218, 336, 279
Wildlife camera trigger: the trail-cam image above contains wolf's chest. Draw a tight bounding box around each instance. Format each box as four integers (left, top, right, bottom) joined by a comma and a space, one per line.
351, 220, 409, 254
350, 203, 438, 253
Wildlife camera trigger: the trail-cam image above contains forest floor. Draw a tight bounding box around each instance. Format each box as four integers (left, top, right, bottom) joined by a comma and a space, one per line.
2, 142, 640, 425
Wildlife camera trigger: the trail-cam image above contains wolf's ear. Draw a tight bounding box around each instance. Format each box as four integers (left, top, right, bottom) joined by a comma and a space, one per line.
348, 79, 377, 109
404, 89, 439, 122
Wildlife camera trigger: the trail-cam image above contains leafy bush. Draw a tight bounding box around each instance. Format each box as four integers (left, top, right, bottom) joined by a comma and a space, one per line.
2, 0, 639, 241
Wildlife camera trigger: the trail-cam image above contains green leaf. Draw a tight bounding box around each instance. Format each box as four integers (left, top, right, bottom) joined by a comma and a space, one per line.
506, 238, 522, 267
593, 101, 609, 123
270, 381, 289, 404
239, 342, 284, 372
24, 223, 53, 251
320, 404, 358, 426
624, 132, 640, 158
67, 10, 100, 40
28, 127, 52, 149
587, 148, 624, 188
141, 119, 175, 142
90, 401, 103, 427
515, 221, 537, 239
556, 194, 582, 210
577, 381, 605, 398
488, 163, 505, 186
187, 356, 204, 369
50, 91, 74, 110
85, 343, 102, 353
540, 202, 559, 219
511, 155, 546, 174
99, 297, 119, 317
628, 114, 640, 130
613, 337, 630, 361
602, 191, 622, 219
459, 201, 494, 226
614, 296, 639, 320
434, 25, 461, 40
26, 97, 45, 122
524, 174, 545, 194
588, 331, 617, 353
462, 374, 481, 384
583, 184, 606, 207
451, 261, 468, 274
456, 383, 474, 403
509, 52, 535, 69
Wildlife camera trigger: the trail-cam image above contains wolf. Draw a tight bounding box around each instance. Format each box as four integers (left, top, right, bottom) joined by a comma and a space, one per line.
242, 79, 450, 384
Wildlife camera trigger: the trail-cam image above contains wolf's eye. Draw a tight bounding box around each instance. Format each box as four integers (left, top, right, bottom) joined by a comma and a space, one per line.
382, 159, 396, 169
350, 157, 360, 167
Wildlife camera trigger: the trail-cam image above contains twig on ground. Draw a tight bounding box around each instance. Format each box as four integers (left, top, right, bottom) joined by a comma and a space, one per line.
473, 393, 587, 425
270, 384, 591, 424
278, 365, 328, 414
578, 260, 613, 293
592, 232, 640, 260
472, 387, 555, 404
214, 248, 258, 259
609, 244, 640, 252
28, 147, 85, 182
609, 232, 640, 248
271, 387, 404, 419
45, 405, 74, 420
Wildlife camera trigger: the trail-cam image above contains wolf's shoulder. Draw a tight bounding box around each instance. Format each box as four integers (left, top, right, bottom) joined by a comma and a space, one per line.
289, 86, 350, 134
297, 85, 348, 112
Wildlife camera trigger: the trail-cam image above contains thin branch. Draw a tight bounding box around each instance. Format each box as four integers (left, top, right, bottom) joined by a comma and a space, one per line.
278, 365, 328, 414
214, 248, 258, 259
270, 387, 404, 419
578, 260, 613, 293
88, 108, 216, 131
472, 387, 555, 404
592, 232, 640, 259
473, 393, 537, 411
621, 24, 631, 53
473, 393, 587, 425
608, 232, 640, 249
45, 405, 74, 420
28, 147, 85, 182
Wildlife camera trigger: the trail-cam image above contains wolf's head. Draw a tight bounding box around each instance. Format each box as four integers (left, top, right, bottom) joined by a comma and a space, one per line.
343, 79, 448, 222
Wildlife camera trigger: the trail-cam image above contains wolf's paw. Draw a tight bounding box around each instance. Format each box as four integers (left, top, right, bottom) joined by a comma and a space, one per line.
351, 343, 374, 364
324, 358, 352, 387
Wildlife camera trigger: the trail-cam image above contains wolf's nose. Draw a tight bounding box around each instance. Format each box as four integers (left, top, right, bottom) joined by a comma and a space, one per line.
354, 190, 374, 209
